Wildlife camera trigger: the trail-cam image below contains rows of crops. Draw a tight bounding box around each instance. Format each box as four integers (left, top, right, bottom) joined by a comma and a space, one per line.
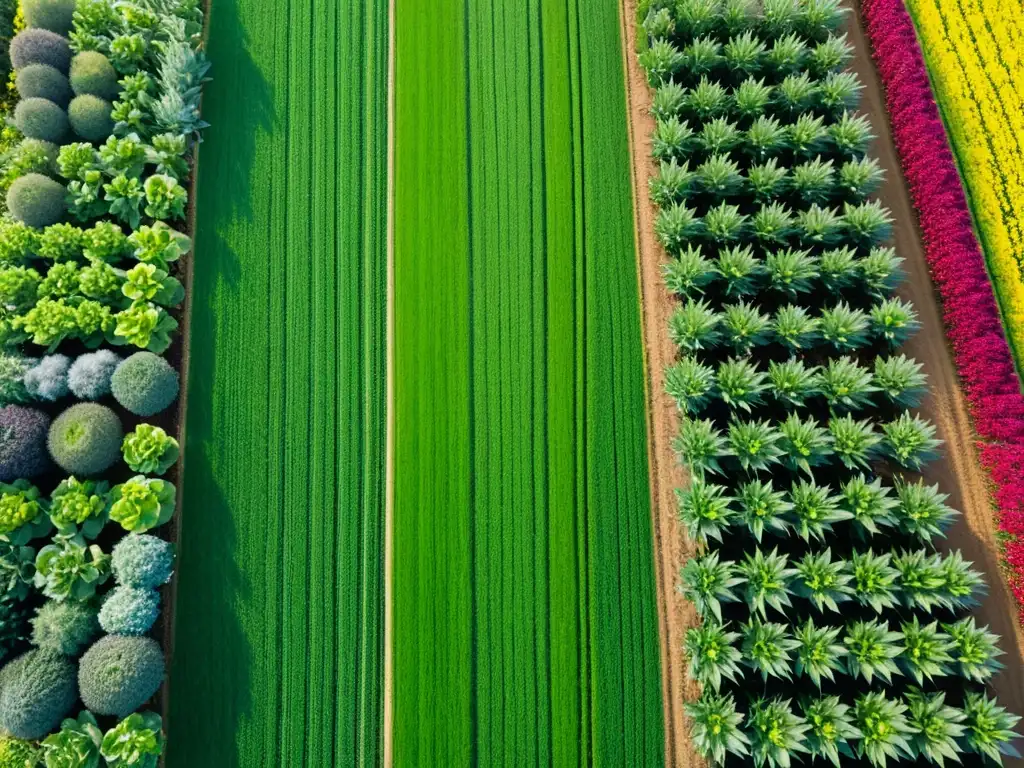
166, 0, 387, 764
392, 0, 662, 763
636, 0, 1022, 764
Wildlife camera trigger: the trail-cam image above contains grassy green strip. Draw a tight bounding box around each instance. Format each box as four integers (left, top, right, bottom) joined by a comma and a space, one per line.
165, 0, 388, 764
393, 0, 663, 762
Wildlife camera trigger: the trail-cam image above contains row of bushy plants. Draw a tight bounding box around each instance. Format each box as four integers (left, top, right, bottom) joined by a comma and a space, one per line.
0, 0, 207, 762
638, 0, 1022, 765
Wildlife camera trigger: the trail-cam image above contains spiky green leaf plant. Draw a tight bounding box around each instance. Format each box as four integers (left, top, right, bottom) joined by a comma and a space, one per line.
721, 0, 756, 35
820, 302, 871, 350
675, 0, 719, 41
748, 697, 811, 768
734, 77, 773, 119
791, 157, 836, 204
899, 617, 954, 685
728, 419, 785, 473
936, 550, 985, 611
656, 201, 703, 252
778, 414, 832, 475
662, 245, 717, 297
804, 696, 862, 768
764, 246, 817, 296
721, 301, 772, 353
850, 548, 900, 613
697, 154, 745, 197
651, 81, 687, 122
895, 478, 958, 542
789, 113, 829, 157
747, 158, 789, 200
905, 689, 966, 768
829, 111, 875, 157
808, 33, 853, 75
776, 72, 819, 115
818, 356, 877, 411
798, 204, 843, 246
764, 32, 808, 75
845, 619, 904, 684
703, 201, 749, 244
736, 479, 792, 541
962, 693, 1022, 765
893, 549, 947, 613
761, 0, 803, 41
716, 245, 764, 296
874, 354, 926, 407
669, 297, 721, 351
665, 356, 716, 414
768, 358, 819, 406
639, 39, 684, 85
943, 617, 1004, 684
673, 417, 727, 476
819, 71, 863, 113
794, 548, 854, 613
794, 618, 847, 687
680, 551, 743, 622
871, 297, 920, 346
653, 117, 696, 162
643, 6, 676, 42
882, 412, 940, 470
753, 204, 798, 246
650, 159, 696, 207
839, 156, 885, 202
739, 547, 796, 619
801, 0, 850, 39
746, 116, 789, 161
829, 414, 881, 470
818, 245, 860, 291
742, 619, 798, 681
855, 692, 915, 768
681, 36, 723, 77
723, 30, 766, 76
698, 117, 741, 154
685, 691, 752, 765
716, 358, 768, 412
685, 621, 743, 692
773, 304, 820, 350
838, 474, 899, 536
677, 477, 736, 545
790, 478, 851, 541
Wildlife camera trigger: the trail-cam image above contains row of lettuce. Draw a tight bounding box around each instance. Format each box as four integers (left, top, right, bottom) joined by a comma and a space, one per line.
897, 0, 1024, 622
0, 0, 206, 764
636, 0, 1021, 765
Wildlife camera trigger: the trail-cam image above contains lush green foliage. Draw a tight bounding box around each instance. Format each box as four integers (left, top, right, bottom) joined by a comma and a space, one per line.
46, 403, 122, 476
6, 172, 65, 227
31, 599, 99, 656
10, 28, 71, 73
108, 351, 176, 416
16, 63, 71, 106
78, 635, 164, 717
121, 424, 177, 475
41, 710, 103, 768
98, 585, 158, 635
109, 534, 171, 589
0, 648, 76, 739
0, 405, 50, 483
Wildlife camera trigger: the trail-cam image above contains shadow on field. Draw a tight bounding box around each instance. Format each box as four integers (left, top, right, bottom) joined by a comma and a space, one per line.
166, 0, 274, 762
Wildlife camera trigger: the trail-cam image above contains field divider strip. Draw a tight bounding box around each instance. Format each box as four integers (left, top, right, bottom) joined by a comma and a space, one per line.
384, 0, 396, 760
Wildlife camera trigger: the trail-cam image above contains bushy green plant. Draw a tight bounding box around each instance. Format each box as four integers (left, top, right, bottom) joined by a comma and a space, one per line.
741, 618, 797, 681
122, 424, 178, 475
0, 542, 37, 602
67, 349, 120, 400
793, 618, 846, 687
685, 621, 742, 692
16, 62, 70, 105
0, 480, 50, 545
10, 28, 71, 72
68, 94, 112, 141
23, 0, 76, 34
6, 172, 65, 227
127, 222, 190, 270
110, 351, 178, 416
0, 405, 51, 482
0, 594, 31, 666
111, 534, 173, 590
41, 710, 103, 768
961, 692, 1021, 765
109, 476, 174, 533
14, 97, 68, 142
24, 353, 70, 401
33, 534, 109, 601
677, 477, 735, 544
664, 356, 715, 414
685, 691, 750, 764
838, 474, 898, 536
748, 697, 810, 767
0, 353, 34, 406
736, 479, 791, 541
83, 221, 129, 262
31, 599, 99, 656
739, 547, 795, 619
99, 586, 158, 636
844, 619, 903, 684
103, 173, 144, 227
0, 736, 40, 767
943, 616, 1004, 684
0, 649, 77, 739
803, 696, 860, 767
49, 477, 109, 538
39, 223, 85, 261
78, 635, 165, 717
0, 266, 41, 314
47, 403, 123, 476
69, 51, 118, 100
100, 712, 164, 768
121, 262, 183, 306
111, 301, 177, 353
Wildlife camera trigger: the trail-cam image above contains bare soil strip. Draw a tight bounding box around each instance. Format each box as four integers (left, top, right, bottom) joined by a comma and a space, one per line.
619, 2, 702, 767
847, 0, 1024, 724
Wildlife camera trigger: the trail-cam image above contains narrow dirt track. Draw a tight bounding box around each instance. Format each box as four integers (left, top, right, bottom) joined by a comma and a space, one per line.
849, 0, 1024, 733
619, 2, 703, 767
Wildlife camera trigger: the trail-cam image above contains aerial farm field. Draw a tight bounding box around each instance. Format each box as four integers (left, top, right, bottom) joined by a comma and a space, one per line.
2, 0, 1024, 766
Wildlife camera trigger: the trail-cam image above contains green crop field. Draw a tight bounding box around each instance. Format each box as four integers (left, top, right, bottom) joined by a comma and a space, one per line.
165, 0, 388, 764
392, 0, 663, 764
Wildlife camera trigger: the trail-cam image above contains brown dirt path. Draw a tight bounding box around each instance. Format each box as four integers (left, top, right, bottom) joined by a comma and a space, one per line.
847, 0, 1024, 738
619, 3, 703, 767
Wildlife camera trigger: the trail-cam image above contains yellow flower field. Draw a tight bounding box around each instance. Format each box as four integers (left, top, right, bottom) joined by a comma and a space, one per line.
905, 0, 1024, 361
